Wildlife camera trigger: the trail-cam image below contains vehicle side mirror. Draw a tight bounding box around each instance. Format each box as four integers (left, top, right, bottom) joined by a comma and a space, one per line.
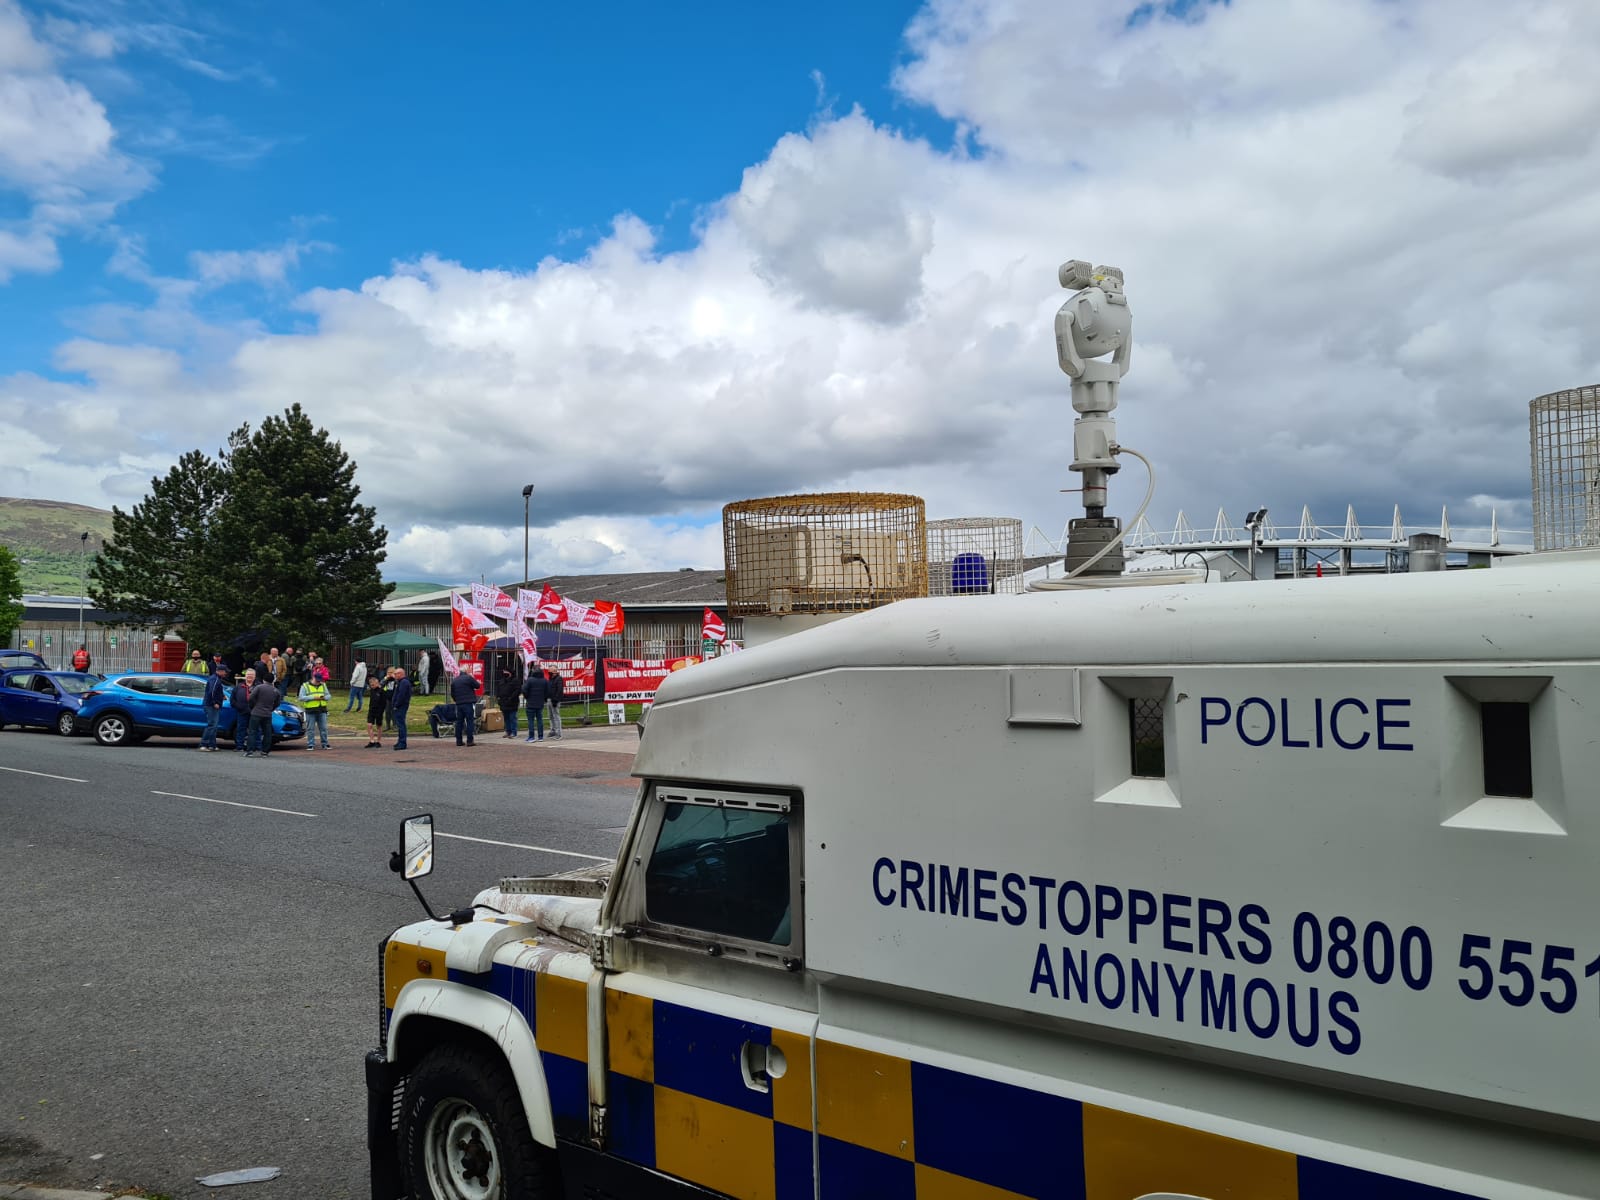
399, 813, 434, 880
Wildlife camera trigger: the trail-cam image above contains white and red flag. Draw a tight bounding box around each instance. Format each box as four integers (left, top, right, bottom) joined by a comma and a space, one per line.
533, 584, 567, 623
471, 582, 517, 621
437, 638, 460, 677
450, 592, 500, 654
592, 600, 625, 636
702, 607, 726, 644
509, 613, 539, 665
561, 597, 612, 638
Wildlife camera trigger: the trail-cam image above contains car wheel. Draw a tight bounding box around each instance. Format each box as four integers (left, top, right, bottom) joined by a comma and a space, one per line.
402, 1044, 558, 1200
93, 713, 132, 746
56, 711, 76, 737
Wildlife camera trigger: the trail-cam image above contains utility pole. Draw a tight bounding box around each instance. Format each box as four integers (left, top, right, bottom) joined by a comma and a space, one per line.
78, 531, 89, 647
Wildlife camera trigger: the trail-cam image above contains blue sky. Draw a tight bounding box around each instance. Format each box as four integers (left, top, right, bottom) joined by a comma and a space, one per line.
2, 0, 1597, 582
4, 1, 944, 367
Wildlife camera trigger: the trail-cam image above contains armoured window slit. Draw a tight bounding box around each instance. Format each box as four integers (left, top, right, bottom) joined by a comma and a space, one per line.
1128, 697, 1166, 779
1480, 701, 1533, 799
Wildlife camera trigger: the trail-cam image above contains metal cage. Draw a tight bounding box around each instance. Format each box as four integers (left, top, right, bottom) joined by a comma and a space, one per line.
927, 517, 1025, 596
1530, 385, 1600, 551
722, 492, 928, 616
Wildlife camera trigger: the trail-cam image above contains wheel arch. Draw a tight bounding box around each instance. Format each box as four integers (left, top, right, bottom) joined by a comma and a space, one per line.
387, 979, 556, 1148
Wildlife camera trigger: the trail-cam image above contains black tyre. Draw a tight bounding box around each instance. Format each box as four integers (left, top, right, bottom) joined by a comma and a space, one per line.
56, 711, 76, 737
93, 713, 132, 746
401, 1043, 558, 1200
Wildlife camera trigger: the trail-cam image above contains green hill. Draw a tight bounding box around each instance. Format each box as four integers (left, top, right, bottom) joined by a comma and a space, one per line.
0, 497, 115, 595
0, 496, 449, 597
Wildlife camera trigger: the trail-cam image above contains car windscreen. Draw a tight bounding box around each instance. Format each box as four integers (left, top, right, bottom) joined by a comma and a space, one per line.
53, 674, 99, 695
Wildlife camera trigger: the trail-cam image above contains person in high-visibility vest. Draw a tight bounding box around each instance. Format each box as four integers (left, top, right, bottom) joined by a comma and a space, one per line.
71, 644, 91, 672
298, 674, 332, 750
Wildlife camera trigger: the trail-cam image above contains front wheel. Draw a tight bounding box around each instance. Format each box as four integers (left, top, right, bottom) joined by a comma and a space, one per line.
94, 713, 132, 746
401, 1044, 557, 1200
56, 711, 76, 737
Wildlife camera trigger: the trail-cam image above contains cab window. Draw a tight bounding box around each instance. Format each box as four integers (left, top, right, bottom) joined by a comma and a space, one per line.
5, 673, 34, 690
644, 799, 792, 946
166, 677, 206, 698
123, 677, 163, 693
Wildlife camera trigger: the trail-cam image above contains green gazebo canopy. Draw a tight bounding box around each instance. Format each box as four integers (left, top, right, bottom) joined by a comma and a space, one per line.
351, 630, 436, 652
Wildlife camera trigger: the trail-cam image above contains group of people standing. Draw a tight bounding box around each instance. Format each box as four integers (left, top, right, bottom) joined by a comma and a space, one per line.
494, 664, 566, 742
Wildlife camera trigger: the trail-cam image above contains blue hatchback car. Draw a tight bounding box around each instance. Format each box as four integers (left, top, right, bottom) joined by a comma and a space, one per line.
74, 672, 306, 747
0, 670, 102, 737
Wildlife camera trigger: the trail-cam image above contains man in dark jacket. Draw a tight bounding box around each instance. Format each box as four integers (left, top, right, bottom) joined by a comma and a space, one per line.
246, 673, 280, 758
231, 670, 254, 752
200, 664, 228, 752
390, 667, 413, 751
521, 668, 550, 743
448, 668, 482, 746
495, 669, 522, 739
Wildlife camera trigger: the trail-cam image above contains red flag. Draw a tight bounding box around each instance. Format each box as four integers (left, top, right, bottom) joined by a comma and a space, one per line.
535, 584, 566, 623
593, 600, 625, 636
702, 607, 726, 644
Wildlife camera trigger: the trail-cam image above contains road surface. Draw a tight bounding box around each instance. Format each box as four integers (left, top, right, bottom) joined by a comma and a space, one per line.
0, 725, 640, 1198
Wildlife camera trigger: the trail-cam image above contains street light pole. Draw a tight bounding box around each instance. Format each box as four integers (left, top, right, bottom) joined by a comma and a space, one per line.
521, 484, 535, 588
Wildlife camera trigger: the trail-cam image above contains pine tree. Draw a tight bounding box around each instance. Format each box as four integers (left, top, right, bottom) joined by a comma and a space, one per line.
89, 404, 391, 653
207, 403, 392, 649
89, 450, 225, 638
0, 544, 23, 644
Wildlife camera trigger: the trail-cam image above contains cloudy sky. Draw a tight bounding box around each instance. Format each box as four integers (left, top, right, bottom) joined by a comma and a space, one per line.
1, 0, 1596, 582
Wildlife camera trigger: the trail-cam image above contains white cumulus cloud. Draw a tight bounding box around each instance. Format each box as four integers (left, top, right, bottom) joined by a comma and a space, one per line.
3, 0, 1599, 582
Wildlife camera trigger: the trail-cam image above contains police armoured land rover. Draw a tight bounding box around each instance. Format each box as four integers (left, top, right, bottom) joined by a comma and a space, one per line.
364, 264, 1600, 1200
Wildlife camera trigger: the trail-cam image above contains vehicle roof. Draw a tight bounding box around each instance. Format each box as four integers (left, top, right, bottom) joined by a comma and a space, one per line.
0, 669, 98, 679
655, 556, 1600, 705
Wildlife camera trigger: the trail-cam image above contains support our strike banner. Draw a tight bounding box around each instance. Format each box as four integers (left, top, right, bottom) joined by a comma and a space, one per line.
602, 656, 702, 702
539, 656, 596, 699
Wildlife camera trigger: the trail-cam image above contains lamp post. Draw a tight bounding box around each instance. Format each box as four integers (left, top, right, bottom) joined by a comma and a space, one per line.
521, 484, 535, 588
77, 531, 89, 648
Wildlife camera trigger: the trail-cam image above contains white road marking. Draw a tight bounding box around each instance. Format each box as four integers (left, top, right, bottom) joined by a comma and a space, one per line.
436, 831, 609, 861
151, 790, 317, 818
0, 765, 88, 783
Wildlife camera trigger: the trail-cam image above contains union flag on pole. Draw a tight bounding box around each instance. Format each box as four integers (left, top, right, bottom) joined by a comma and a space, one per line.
437, 638, 460, 677
561, 597, 612, 638
509, 613, 539, 665
451, 592, 499, 654
534, 584, 567, 624
592, 600, 625, 636
702, 607, 726, 644
471, 582, 517, 621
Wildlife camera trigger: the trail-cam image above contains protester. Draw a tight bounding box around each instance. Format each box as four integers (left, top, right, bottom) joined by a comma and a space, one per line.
418, 649, 432, 695
231, 669, 254, 752
312, 655, 330, 684
521, 666, 549, 743
428, 654, 444, 694
346, 659, 367, 711
546, 666, 565, 740
71, 643, 91, 672
200, 663, 228, 751
274, 647, 290, 696
252, 650, 272, 683
495, 668, 522, 739
246, 670, 279, 758
183, 649, 207, 675
390, 666, 413, 751
365, 668, 388, 748
449, 667, 482, 746
299, 671, 332, 750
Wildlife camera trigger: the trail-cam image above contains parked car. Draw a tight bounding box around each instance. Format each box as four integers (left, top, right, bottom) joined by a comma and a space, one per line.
0, 649, 51, 672
73, 672, 306, 747
0, 670, 103, 736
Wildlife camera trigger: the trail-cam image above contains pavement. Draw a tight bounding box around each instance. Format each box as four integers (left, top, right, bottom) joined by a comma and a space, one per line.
1, 1188, 144, 1199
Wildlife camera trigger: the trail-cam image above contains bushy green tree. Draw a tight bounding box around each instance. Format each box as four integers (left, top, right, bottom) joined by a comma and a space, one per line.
0, 544, 24, 644
89, 450, 224, 636
90, 404, 392, 652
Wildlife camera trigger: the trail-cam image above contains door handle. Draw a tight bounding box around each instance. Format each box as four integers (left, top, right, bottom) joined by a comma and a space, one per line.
739, 1040, 788, 1094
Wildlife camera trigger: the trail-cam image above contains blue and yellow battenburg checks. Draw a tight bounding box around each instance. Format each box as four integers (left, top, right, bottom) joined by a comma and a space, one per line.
387, 945, 1480, 1200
